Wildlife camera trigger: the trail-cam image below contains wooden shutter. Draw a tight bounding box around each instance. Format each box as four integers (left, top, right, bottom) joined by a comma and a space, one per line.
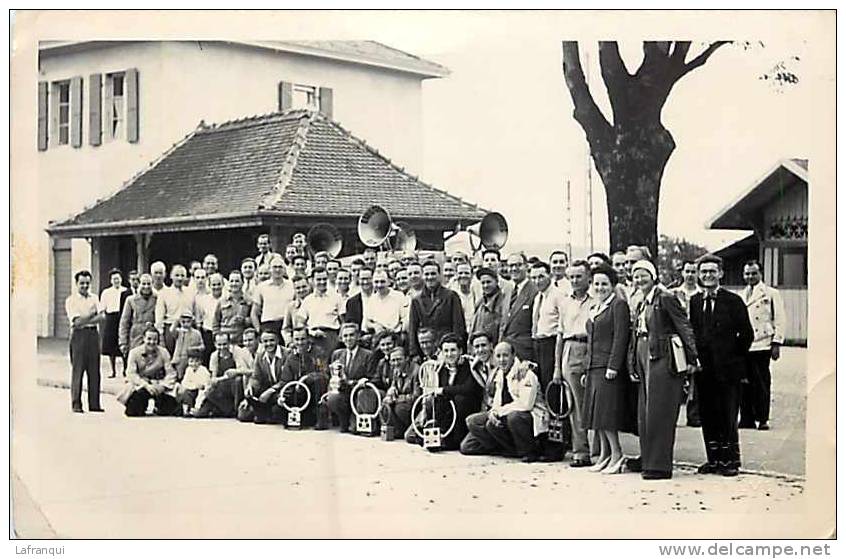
37, 81, 48, 151
70, 76, 83, 148
89, 73, 102, 146
318, 86, 333, 119
126, 68, 139, 143
49, 83, 59, 147
278, 81, 292, 111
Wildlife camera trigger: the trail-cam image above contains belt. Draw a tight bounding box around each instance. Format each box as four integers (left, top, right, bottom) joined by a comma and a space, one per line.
563, 335, 587, 343
636, 332, 649, 339
75, 326, 97, 331
533, 334, 557, 341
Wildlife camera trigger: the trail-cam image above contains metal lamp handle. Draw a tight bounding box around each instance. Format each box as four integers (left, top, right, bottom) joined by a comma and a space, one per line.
278, 380, 312, 412
349, 381, 383, 419
410, 394, 458, 439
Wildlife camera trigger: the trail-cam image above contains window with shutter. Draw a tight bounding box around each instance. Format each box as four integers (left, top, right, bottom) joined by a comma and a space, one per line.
52, 80, 71, 146
70, 76, 83, 148
126, 68, 139, 143
104, 71, 126, 141
89, 73, 102, 146
278, 81, 293, 111
37, 81, 48, 151
318, 87, 333, 119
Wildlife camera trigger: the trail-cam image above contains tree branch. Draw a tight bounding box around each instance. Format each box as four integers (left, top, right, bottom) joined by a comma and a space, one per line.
677, 41, 731, 78
561, 41, 612, 143
669, 41, 692, 68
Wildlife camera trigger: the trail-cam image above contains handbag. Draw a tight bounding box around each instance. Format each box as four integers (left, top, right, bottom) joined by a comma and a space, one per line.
669, 335, 688, 376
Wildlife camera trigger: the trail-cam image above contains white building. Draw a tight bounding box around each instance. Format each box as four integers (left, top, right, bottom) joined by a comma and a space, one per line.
36, 40, 449, 337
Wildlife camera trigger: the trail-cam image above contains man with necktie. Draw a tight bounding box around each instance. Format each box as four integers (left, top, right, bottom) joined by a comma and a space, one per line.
689, 254, 754, 477
499, 252, 538, 362
243, 329, 288, 424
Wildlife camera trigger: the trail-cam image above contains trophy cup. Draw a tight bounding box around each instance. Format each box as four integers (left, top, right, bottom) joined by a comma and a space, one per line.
379, 402, 395, 441
349, 381, 382, 436
278, 379, 311, 429
545, 380, 575, 443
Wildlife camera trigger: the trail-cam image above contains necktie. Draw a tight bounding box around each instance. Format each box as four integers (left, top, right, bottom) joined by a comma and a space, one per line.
510, 283, 518, 308
500, 372, 513, 405
704, 296, 714, 329
346, 350, 352, 372
532, 292, 543, 338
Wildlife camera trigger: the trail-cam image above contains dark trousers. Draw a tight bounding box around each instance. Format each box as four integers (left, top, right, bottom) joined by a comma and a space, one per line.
740, 350, 772, 425
247, 396, 286, 424
695, 366, 741, 468
124, 388, 181, 417
200, 328, 215, 366
636, 337, 684, 475
260, 320, 284, 340
198, 377, 244, 418
382, 401, 413, 436
162, 324, 176, 355
460, 411, 538, 457
686, 378, 701, 425
69, 328, 101, 410
532, 336, 557, 391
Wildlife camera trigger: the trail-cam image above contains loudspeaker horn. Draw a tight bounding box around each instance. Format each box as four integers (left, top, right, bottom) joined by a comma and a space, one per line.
307, 223, 343, 258
479, 212, 509, 250
358, 205, 393, 248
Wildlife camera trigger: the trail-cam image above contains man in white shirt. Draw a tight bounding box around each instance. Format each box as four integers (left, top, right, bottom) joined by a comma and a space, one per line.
65, 270, 106, 413
549, 250, 573, 293
251, 255, 295, 339
529, 262, 567, 391
739, 260, 786, 431
405, 261, 424, 299
672, 259, 703, 428
300, 266, 344, 359
154, 264, 196, 355
255, 233, 275, 269
150, 261, 167, 294
241, 257, 258, 300
282, 275, 312, 346
335, 267, 352, 307
460, 341, 548, 462
195, 271, 223, 364
364, 270, 406, 338
450, 262, 479, 333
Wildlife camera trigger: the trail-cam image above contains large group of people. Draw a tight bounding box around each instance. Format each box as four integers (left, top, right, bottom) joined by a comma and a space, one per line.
64, 232, 786, 480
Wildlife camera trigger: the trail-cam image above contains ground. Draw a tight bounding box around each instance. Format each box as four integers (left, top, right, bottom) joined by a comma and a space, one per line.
11, 341, 810, 538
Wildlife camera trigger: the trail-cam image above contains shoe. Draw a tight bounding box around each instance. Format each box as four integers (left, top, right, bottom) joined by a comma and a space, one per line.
738, 422, 756, 429
108, 374, 116, 379
72, 407, 84, 414
625, 456, 643, 473
757, 422, 770, 431
697, 462, 719, 474
601, 455, 626, 474
521, 453, 541, 463
570, 457, 592, 468
642, 470, 672, 480
720, 464, 739, 477
89, 407, 105, 413
587, 456, 611, 472
686, 421, 701, 428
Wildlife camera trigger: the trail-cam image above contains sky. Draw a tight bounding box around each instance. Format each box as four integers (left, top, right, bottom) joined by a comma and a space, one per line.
324, 11, 825, 253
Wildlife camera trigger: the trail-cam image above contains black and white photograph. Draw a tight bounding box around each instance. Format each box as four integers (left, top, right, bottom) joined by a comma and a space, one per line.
8, 9, 836, 542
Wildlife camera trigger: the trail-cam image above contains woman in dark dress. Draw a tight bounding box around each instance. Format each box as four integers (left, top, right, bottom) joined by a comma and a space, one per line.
100, 268, 128, 377
583, 264, 631, 474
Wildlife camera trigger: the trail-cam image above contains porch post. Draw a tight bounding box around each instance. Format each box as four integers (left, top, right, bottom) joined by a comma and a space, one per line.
135, 233, 152, 273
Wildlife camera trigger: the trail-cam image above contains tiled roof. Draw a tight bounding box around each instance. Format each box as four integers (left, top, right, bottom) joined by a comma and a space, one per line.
50, 110, 486, 231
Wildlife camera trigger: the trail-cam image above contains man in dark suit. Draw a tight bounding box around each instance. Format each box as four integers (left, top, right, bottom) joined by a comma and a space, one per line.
689, 254, 754, 477
500, 252, 538, 362
407, 260, 467, 357
243, 329, 288, 424
278, 327, 328, 428
324, 323, 376, 432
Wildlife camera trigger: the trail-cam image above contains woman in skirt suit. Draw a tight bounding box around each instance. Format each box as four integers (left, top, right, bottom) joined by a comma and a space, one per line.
583, 263, 631, 474
100, 268, 128, 377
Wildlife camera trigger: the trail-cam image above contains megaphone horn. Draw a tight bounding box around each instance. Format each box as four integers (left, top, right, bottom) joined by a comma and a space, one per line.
479, 212, 509, 250
307, 223, 343, 258
358, 205, 393, 248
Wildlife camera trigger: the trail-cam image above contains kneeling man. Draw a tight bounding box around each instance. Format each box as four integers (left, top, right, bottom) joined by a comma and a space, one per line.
460, 341, 549, 462
277, 327, 328, 427
121, 327, 181, 417
242, 329, 287, 424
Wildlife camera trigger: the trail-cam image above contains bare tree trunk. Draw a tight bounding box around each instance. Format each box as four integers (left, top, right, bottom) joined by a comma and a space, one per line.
592, 122, 675, 257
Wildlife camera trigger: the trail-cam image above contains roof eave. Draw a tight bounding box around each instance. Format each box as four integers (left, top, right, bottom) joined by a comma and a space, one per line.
705, 158, 808, 230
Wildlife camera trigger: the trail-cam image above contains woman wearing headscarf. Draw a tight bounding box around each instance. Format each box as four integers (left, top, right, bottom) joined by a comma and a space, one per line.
628, 260, 698, 480
583, 264, 632, 474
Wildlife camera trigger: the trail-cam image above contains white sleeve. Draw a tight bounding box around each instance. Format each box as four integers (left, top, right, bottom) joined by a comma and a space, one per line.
771, 287, 786, 345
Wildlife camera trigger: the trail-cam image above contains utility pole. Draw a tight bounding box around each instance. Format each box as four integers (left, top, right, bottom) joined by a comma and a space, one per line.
564, 179, 572, 260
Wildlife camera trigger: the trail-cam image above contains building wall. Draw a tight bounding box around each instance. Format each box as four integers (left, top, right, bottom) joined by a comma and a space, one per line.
37, 40, 429, 336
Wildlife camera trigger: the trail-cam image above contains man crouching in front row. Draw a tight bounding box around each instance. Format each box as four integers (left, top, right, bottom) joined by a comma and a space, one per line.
460, 341, 549, 462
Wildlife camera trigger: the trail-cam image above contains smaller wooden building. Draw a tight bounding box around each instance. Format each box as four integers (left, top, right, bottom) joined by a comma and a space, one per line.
708, 158, 808, 344
46, 109, 487, 337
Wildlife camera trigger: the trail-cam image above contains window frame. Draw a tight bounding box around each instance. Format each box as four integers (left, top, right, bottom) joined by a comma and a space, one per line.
292, 83, 320, 111
104, 71, 127, 142
53, 79, 71, 146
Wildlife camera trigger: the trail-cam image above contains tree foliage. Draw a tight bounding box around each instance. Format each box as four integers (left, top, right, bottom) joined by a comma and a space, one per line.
656, 234, 708, 286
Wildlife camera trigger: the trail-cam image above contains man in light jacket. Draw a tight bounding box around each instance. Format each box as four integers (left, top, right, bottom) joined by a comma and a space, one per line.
739, 260, 785, 431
